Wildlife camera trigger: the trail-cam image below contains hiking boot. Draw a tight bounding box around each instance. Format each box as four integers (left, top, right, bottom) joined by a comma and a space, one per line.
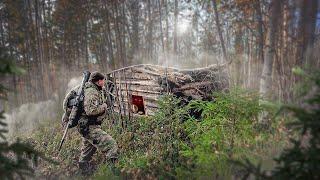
78, 161, 94, 176
106, 158, 120, 176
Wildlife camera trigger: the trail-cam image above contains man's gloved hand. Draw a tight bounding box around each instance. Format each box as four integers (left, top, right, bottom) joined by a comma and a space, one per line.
101, 103, 108, 111
67, 120, 77, 128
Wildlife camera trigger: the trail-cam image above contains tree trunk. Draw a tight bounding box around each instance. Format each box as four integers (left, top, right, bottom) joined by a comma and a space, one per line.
212, 0, 228, 64
131, 0, 140, 61
147, 0, 153, 60
121, 3, 127, 66
165, 0, 169, 53
255, 0, 264, 63
296, 0, 318, 66
234, 23, 243, 86
259, 0, 282, 126
173, 0, 178, 54
158, 0, 164, 53
102, 0, 115, 69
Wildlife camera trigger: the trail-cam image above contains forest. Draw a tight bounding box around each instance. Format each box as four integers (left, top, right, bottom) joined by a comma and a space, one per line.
0, 0, 319, 179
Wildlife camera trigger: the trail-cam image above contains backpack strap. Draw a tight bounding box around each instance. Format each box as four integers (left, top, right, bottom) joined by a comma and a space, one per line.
67, 98, 78, 107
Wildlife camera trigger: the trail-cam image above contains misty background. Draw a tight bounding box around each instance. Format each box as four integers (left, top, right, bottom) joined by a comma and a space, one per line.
0, 0, 320, 138
3, 77, 82, 140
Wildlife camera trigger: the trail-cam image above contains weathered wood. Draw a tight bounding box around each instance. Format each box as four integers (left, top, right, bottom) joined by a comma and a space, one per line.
178, 64, 226, 74
172, 81, 213, 92
114, 91, 160, 101
110, 68, 159, 80
114, 79, 160, 86
121, 72, 158, 80
105, 64, 229, 118
131, 67, 162, 76
115, 98, 158, 108
113, 104, 157, 115
119, 88, 163, 95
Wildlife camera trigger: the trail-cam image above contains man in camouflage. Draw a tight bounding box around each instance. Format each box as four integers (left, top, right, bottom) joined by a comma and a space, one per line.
77, 71, 118, 174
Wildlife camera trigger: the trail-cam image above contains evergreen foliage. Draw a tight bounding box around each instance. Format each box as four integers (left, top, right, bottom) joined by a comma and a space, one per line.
24, 88, 287, 179
0, 47, 45, 179
236, 70, 320, 179
97, 89, 272, 179
179, 90, 261, 177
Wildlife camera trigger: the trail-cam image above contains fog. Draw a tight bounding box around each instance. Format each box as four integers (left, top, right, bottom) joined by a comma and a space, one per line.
3, 77, 83, 141
4, 99, 58, 140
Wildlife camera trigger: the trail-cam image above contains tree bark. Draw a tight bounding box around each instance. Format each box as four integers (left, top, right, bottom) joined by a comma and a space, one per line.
296, 0, 318, 66
259, 0, 282, 126
212, 0, 228, 64
130, 0, 140, 60
158, 0, 164, 53
165, 0, 169, 53
102, 0, 115, 69
147, 0, 153, 60
255, 0, 264, 63
173, 0, 178, 54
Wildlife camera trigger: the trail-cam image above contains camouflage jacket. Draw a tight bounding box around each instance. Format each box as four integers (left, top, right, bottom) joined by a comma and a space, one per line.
83, 81, 106, 123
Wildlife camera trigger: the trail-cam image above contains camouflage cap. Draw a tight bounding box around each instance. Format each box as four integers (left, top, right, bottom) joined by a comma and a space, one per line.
89, 71, 105, 82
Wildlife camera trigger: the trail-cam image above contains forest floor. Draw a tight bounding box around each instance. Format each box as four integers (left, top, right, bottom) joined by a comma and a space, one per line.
23, 91, 291, 179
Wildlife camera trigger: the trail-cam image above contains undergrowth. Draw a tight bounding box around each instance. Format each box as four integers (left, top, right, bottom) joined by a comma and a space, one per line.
25, 88, 289, 179
98, 89, 288, 179
235, 70, 320, 179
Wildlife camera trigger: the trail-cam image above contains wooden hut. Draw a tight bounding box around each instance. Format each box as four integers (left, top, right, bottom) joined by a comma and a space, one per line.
104, 64, 229, 119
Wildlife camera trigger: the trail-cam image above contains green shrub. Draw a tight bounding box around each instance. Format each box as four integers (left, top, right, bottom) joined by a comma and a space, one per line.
94, 89, 282, 179
235, 70, 320, 179
178, 89, 262, 178
0, 47, 47, 179
23, 87, 286, 179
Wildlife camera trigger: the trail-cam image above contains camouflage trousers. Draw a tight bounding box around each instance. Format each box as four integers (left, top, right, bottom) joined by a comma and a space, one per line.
79, 125, 118, 163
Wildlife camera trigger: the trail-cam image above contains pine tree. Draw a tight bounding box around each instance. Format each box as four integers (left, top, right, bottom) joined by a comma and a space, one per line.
0, 46, 46, 179
237, 69, 320, 179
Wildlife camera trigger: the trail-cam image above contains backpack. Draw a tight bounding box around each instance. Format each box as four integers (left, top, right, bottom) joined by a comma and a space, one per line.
61, 86, 84, 127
